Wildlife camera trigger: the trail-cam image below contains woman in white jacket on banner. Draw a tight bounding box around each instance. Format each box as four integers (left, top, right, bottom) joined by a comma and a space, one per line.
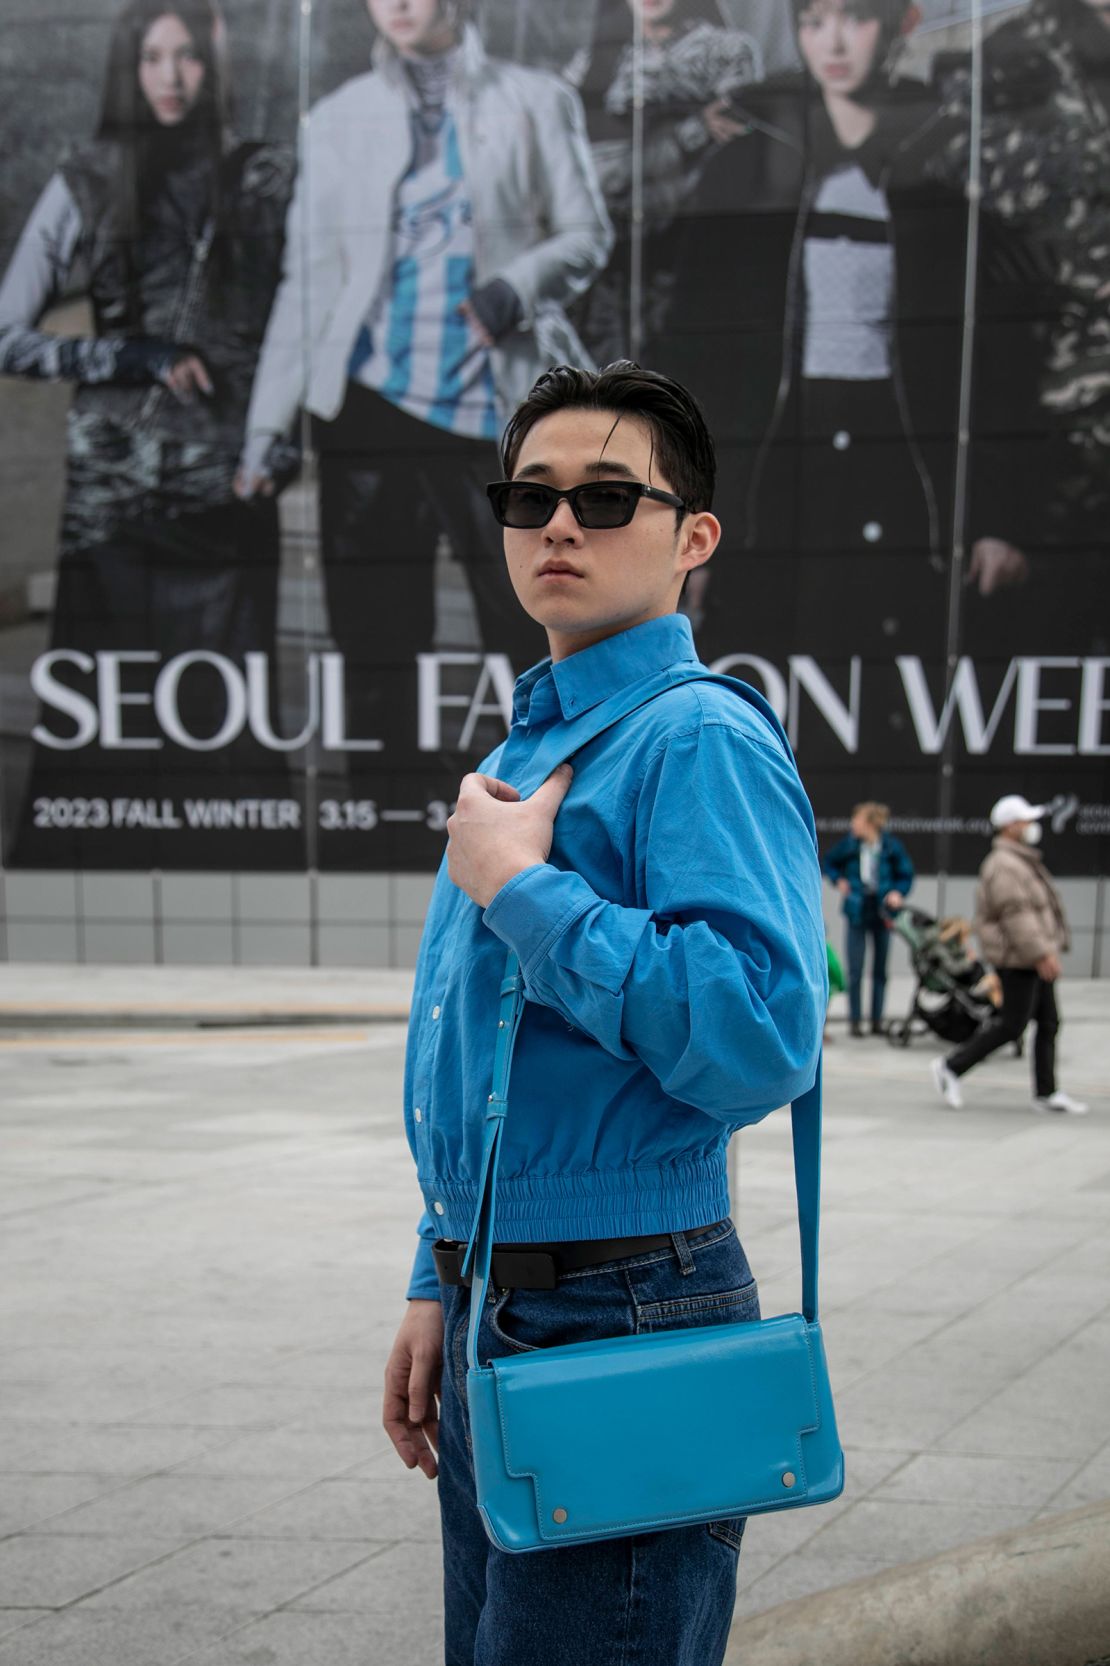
236, 0, 613, 794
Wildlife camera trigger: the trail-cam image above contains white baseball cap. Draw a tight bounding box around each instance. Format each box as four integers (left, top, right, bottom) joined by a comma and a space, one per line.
990, 794, 1047, 829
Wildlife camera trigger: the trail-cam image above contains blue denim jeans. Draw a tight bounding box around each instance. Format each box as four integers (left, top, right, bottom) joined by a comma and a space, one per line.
846, 896, 890, 1025
437, 1219, 760, 1666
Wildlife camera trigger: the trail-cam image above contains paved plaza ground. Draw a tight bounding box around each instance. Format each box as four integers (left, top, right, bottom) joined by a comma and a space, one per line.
0, 967, 1107, 1665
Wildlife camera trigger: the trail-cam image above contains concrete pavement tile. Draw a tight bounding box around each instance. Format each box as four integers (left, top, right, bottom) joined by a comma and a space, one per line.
937, 1321, 1110, 1457
0, 1474, 132, 1535
226, 1476, 442, 1543
79, 1536, 377, 1611
122, 1384, 373, 1429
872, 1323, 1067, 1393
805, 1497, 1034, 1563
0, 1421, 258, 1476
178, 1606, 443, 1666
0, 1533, 191, 1608
223, 1348, 384, 1391
937, 1394, 1110, 1461
0, 1604, 261, 1666
739, 1506, 830, 1560
1036, 1438, 1110, 1515
0, 1379, 227, 1424
338, 1446, 395, 1477
731, 1553, 892, 1625
938, 1279, 1110, 1342
31, 1474, 316, 1540
733, 1550, 784, 1595
860, 1230, 1087, 1320
833, 1369, 1001, 1453
289, 1541, 441, 1612
0, 1344, 289, 1385
0, 1180, 124, 1222
821, 1310, 945, 1388
870, 1452, 1077, 1509
0, 1612, 53, 1645
834, 1447, 916, 1502
168, 1424, 388, 1480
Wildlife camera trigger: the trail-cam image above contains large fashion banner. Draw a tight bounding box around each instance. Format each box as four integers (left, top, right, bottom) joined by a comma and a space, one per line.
0, 0, 1107, 875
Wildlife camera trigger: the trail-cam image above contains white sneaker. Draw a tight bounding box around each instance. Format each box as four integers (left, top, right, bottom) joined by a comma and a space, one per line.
931, 1057, 964, 1109
1032, 1091, 1090, 1116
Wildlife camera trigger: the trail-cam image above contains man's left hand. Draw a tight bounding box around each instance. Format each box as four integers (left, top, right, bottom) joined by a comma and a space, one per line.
883, 890, 904, 910
446, 764, 573, 908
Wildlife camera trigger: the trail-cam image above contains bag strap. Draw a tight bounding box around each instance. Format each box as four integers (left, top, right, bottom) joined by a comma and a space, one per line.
459, 666, 824, 1372
464, 954, 824, 1370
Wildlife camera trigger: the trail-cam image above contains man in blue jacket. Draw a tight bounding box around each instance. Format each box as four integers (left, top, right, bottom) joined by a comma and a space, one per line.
381, 361, 826, 1666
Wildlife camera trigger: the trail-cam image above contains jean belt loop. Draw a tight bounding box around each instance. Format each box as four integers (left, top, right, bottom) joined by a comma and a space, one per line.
671, 1231, 695, 1275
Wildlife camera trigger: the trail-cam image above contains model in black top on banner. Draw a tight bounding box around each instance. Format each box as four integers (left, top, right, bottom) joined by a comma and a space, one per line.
660, 0, 1080, 871
0, 0, 300, 869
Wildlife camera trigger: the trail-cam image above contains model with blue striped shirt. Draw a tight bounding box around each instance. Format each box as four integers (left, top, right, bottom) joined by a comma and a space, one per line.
237, 0, 612, 784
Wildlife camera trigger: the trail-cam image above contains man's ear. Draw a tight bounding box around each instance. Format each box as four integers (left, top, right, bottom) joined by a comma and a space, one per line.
679, 510, 721, 573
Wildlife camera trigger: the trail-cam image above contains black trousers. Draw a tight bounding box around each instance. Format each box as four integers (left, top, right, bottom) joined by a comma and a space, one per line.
10, 496, 304, 870
946, 968, 1059, 1099
313, 383, 544, 760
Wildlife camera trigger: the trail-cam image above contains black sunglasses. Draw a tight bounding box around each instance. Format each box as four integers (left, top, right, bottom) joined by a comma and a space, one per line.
486, 479, 687, 529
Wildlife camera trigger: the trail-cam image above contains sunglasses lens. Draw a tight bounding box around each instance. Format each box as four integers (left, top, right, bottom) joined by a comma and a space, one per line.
575, 484, 637, 527
496, 484, 555, 527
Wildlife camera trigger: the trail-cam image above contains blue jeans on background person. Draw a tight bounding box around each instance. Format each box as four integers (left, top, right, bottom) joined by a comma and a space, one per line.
846, 895, 890, 1026
437, 1220, 759, 1666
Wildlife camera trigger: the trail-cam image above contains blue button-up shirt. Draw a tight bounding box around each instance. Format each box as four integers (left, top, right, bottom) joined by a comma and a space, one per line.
404, 614, 826, 1298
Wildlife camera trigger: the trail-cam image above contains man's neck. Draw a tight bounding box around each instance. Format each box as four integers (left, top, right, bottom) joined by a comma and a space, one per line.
546, 604, 679, 665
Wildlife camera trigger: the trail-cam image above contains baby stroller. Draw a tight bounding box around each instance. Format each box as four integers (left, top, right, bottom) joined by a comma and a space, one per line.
885, 908, 997, 1048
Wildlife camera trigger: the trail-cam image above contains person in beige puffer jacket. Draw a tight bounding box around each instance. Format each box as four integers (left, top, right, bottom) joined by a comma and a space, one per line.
930, 794, 1088, 1115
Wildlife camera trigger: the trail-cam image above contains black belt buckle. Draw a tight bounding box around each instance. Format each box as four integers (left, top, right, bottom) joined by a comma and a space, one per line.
432, 1240, 467, 1287
432, 1239, 559, 1290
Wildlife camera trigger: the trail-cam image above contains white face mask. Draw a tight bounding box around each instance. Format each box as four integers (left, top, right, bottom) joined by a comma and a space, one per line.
1021, 822, 1043, 846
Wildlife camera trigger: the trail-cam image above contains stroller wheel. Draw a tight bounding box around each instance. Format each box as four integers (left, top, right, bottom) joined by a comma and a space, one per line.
887, 1020, 911, 1048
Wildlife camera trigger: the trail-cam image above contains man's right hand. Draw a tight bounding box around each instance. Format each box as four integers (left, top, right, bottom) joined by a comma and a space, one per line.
1035, 952, 1062, 982
837, 878, 851, 896
382, 1298, 444, 1479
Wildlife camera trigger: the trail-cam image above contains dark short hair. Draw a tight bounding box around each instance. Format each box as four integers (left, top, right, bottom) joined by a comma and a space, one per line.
792, 0, 911, 22
792, 0, 913, 55
500, 361, 716, 515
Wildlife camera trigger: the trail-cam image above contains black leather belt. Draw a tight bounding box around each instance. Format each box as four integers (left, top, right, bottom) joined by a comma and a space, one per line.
433, 1220, 727, 1291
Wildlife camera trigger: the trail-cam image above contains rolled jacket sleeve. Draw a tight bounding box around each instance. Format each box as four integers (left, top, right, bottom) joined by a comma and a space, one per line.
484, 719, 826, 1123
493, 76, 613, 321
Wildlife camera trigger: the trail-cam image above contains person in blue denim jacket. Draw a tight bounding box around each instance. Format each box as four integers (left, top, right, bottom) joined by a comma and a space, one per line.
380, 361, 825, 1666
822, 801, 913, 1036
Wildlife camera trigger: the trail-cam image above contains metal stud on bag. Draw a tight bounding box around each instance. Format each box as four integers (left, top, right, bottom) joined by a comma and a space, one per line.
553, 1508, 568, 1524
782, 1471, 796, 1488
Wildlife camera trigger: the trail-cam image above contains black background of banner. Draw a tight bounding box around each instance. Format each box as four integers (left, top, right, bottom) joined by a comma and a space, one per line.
0, 0, 1107, 878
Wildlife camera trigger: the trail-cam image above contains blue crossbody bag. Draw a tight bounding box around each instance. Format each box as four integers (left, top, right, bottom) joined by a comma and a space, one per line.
459, 669, 845, 1554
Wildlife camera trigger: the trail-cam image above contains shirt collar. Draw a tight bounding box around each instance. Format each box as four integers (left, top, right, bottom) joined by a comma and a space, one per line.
512, 615, 700, 728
